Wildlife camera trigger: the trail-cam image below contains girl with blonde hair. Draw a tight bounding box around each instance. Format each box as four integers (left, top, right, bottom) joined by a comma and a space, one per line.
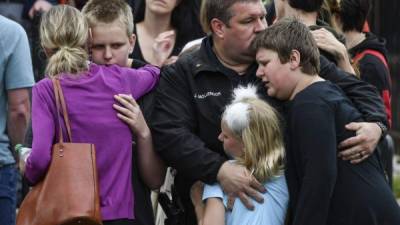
24, 5, 162, 225
191, 85, 288, 225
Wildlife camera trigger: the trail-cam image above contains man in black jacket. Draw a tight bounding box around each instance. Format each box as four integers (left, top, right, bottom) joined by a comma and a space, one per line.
150, 0, 387, 224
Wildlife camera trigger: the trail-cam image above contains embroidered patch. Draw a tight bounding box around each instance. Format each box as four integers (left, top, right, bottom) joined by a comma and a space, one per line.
194, 91, 222, 99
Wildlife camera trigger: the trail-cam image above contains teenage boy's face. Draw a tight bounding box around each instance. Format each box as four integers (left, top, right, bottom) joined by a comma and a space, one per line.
90, 21, 135, 67
255, 48, 296, 100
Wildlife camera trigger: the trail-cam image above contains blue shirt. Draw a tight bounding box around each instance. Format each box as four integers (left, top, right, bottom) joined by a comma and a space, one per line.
0, 15, 34, 166
203, 175, 288, 225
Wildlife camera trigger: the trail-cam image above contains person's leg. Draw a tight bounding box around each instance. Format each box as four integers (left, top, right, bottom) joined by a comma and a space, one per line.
0, 164, 18, 225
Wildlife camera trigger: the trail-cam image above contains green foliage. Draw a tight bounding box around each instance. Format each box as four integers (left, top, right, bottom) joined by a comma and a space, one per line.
394, 175, 400, 199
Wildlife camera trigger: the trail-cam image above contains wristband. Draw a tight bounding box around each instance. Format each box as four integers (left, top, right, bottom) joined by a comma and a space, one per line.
376, 122, 388, 138
14, 144, 24, 154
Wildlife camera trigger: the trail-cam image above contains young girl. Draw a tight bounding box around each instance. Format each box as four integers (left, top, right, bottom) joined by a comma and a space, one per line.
24, 5, 161, 225
191, 85, 289, 225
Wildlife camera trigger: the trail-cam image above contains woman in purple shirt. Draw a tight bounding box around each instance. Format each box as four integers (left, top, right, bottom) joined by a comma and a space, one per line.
24, 5, 163, 225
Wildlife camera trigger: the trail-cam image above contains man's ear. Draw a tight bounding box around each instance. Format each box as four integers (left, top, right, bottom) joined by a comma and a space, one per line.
210, 18, 227, 39
289, 49, 301, 70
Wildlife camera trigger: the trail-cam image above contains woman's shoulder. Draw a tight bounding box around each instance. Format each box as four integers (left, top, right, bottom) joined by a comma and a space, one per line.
34, 77, 53, 91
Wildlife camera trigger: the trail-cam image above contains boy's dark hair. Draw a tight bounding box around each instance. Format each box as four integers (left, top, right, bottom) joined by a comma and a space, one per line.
251, 18, 320, 75
200, 0, 260, 33
339, 0, 371, 32
288, 0, 324, 12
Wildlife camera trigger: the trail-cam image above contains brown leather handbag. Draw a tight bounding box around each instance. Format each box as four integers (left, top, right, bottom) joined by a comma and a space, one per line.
17, 79, 102, 225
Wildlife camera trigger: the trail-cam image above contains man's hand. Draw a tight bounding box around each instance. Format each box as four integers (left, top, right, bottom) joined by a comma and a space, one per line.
338, 122, 382, 164
217, 162, 265, 210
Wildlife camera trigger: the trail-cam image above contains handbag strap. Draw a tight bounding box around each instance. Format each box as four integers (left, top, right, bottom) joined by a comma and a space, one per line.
52, 79, 73, 143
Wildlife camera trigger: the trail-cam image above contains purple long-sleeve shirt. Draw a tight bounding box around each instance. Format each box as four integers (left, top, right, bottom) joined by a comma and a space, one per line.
26, 63, 160, 220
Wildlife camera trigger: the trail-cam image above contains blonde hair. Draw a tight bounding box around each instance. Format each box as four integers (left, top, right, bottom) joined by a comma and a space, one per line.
222, 85, 285, 183
82, 0, 134, 37
40, 5, 89, 77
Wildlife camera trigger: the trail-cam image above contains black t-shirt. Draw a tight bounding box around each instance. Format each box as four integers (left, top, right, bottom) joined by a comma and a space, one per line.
130, 59, 156, 225
285, 81, 400, 225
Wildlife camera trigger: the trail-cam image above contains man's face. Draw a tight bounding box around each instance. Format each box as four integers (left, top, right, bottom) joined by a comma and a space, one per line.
256, 48, 296, 100
221, 1, 267, 60
90, 21, 135, 67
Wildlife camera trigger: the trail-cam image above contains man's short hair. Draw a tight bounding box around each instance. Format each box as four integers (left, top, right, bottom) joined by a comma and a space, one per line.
200, 0, 260, 33
82, 0, 134, 36
338, 0, 371, 32
251, 18, 320, 75
288, 0, 324, 12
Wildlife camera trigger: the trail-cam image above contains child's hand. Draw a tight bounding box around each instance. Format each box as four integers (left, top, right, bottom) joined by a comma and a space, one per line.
113, 94, 150, 138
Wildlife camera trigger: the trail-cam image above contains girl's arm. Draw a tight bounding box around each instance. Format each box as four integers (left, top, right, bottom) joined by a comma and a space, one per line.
203, 198, 225, 225
191, 181, 225, 225
113, 94, 166, 189
25, 82, 55, 185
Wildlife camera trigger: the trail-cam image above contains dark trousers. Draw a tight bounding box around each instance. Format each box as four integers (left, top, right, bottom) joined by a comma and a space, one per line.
0, 164, 18, 225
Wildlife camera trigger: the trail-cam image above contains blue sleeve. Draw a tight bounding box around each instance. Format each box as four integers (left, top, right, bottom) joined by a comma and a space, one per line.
1, 19, 34, 90
202, 183, 227, 208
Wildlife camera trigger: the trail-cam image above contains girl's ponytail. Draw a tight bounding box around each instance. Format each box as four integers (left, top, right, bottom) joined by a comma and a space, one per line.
45, 46, 88, 77
40, 5, 89, 77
